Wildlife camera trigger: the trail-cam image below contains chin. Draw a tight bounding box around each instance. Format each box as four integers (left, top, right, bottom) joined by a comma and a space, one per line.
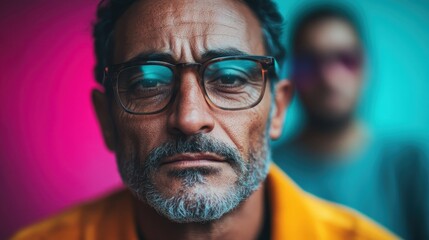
308, 108, 354, 131
145, 169, 245, 223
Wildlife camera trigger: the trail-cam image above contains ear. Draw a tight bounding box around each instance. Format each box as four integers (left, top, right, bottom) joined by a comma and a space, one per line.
269, 80, 293, 140
92, 89, 116, 151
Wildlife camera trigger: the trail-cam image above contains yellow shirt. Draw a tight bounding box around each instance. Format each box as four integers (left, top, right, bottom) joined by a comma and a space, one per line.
11, 165, 397, 240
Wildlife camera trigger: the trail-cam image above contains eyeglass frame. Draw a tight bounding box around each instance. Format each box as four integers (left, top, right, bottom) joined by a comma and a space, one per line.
103, 55, 276, 115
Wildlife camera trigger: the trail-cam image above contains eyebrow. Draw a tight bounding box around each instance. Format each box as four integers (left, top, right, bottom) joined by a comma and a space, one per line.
126, 48, 250, 64
127, 52, 176, 63
200, 48, 249, 62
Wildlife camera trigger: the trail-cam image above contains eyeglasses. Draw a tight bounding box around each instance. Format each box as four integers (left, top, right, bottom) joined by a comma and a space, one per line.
103, 55, 276, 115
293, 48, 363, 75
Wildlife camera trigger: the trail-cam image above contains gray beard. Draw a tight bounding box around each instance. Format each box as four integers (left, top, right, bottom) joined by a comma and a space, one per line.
117, 132, 272, 223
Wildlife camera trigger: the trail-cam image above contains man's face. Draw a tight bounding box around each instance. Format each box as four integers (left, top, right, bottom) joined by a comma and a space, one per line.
94, 0, 289, 222
292, 18, 364, 125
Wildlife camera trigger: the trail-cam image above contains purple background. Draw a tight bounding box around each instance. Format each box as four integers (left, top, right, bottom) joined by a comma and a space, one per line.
0, 1, 122, 238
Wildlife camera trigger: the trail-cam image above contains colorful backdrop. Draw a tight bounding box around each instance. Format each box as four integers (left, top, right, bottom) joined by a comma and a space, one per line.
1, 0, 428, 238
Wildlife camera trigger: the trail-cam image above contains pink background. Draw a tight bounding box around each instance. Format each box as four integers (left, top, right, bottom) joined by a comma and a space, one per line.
0, 1, 122, 238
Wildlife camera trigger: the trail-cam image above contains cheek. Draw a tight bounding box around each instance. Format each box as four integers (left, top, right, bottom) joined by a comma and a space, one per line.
214, 88, 271, 158
338, 73, 361, 99
346, 79, 362, 107
113, 109, 169, 160
352, 73, 363, 94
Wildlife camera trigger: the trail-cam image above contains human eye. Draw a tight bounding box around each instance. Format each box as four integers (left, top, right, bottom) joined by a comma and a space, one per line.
204, 59, 262, 92
118, 65, 173, 99
128, 73, 171, 90
205, 64, 258, 94
208, 69, 250, 89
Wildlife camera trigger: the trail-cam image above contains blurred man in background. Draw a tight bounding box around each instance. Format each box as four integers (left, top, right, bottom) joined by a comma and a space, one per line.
273, 4, 429, 240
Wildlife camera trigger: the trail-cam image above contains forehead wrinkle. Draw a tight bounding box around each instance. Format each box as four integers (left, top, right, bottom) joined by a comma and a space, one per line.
155, 21, 241, 32
144, 0, 247, 36
114, 0, 265, 63
158, 2, 246, 25
166, 33, 243, 40
147, 10, 244, 40
202, 34, 252, 54
169, 34, 185, 62
120, 33, 248, 63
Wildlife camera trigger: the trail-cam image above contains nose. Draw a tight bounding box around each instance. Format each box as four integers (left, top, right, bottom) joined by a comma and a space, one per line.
167, 70, 215, 136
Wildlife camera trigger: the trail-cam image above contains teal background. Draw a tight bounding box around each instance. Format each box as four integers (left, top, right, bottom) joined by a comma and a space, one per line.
273, 0, 429, 144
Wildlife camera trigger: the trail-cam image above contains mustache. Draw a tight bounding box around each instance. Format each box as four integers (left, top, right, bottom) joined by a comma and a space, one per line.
143, 134, 246, 172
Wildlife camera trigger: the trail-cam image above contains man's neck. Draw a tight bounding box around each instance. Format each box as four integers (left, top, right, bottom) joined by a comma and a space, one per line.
135, 184, 266, 240
296, 119, 367, 157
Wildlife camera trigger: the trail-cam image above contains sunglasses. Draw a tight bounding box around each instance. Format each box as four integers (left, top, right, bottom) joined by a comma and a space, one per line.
293, 49, 363, 75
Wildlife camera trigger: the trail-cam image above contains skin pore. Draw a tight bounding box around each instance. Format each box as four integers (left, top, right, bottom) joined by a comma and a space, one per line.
293, 18, 366, 156
92, 0, 291, 239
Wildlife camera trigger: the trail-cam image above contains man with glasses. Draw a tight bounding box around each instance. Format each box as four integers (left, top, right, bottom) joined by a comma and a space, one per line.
13, 0, 396, 239
273, 4, 429, 240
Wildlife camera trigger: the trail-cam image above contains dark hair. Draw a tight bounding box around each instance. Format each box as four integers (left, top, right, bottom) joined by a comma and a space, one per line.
92, 0, 286, 84
289, 3, 364, 56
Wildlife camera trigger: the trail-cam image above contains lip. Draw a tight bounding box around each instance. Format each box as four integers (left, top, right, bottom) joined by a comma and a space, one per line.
160, 153, 226, 166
